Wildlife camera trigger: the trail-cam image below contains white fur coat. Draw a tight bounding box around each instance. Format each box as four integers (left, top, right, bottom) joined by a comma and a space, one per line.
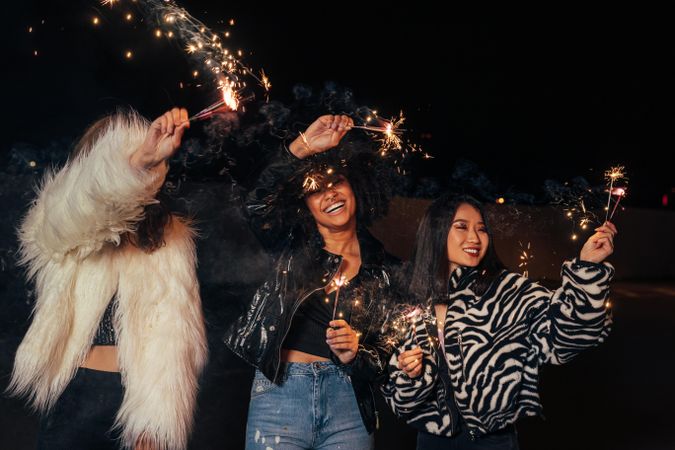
8, 113, 208, 450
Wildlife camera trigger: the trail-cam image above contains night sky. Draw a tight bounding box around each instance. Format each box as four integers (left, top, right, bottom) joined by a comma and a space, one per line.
3, 3, 674, 209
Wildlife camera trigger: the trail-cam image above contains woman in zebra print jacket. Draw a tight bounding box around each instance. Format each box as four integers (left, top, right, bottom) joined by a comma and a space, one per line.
381, 194, 616, 449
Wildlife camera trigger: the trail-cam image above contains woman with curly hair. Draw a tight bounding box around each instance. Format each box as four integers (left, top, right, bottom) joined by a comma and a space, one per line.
226, 115, 400, 450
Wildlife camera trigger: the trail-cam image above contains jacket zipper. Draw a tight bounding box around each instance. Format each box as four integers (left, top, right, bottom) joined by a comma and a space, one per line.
455, 325, 480, 439
456, 330, 467, 381
243, 257, 293, 340
272, 257, 342, 382
430, 305, 462, 434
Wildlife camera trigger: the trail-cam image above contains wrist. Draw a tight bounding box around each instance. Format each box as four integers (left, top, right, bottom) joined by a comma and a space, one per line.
288, 138, 312, 159
129, 152, 152, 171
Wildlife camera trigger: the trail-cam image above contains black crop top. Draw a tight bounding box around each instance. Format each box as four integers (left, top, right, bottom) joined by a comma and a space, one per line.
92, 299, 117, 346
282, 285, 354, 359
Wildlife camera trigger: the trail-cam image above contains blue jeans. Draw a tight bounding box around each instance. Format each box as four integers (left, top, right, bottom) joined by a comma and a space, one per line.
246, 361, 373, 450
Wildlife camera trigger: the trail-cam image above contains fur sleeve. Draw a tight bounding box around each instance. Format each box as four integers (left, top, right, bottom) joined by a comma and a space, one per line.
527, 258, 614, 365
381, 318, 438, 419
114, 218, 208, 450
18, 112, 164, 270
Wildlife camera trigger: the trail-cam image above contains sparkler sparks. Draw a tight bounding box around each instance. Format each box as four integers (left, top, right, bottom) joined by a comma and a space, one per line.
545, 177, 605, 241
188, 81, 239, 121
382, 304, 437, 348
302, 174, 320, 193
518, 241, 533, 278
604, 165, 628, 222
331, 274, 349, 321
352, 112, 405, 154
98, 0, 268, 114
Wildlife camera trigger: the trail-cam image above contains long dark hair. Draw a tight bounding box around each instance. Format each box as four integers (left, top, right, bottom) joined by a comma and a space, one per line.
408, 194, 505, 303
71, 111, 171, 253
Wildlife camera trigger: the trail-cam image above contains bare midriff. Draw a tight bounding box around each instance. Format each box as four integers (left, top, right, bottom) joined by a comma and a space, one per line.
281, 348, 330, 363
80, 345, 119, 372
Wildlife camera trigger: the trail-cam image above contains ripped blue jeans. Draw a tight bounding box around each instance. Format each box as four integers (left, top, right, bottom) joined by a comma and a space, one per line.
246, 361, 373, 450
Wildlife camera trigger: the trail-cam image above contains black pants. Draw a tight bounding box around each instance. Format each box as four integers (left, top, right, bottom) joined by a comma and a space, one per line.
37, 368, 124, 450
417, 425, 519, 450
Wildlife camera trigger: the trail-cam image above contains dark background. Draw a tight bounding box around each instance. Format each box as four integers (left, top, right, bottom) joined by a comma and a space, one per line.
2, 3, 675, 450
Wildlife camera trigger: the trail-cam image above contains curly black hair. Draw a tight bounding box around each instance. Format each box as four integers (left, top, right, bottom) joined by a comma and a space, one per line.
242, 83, 403, 250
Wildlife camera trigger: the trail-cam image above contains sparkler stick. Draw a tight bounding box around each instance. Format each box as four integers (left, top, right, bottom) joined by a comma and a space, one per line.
189, 82, 239, 121
604, 166, 626, 223
331, 274, 347, 321
350, 125, 406, 134
352, 113, 406, 153
608, 187, 627, 221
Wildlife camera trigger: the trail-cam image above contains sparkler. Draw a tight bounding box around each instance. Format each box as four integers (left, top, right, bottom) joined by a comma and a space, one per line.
545, 178, 605, 241
331, 273, 348, 321
603, 166, 627, 222
352, 113, 406, 154
100, 0, 268, 111
518, 241, 533, 278
189, 82, 239, 121
608, 186, 627, 221
382, 304, 437, 348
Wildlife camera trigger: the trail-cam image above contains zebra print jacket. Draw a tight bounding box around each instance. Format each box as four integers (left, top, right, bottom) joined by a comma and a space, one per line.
381, 258, 614, 438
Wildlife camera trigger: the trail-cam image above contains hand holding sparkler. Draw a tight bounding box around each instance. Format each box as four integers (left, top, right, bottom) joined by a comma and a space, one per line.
288, 115, 354, 159
326, 319, 359, 364
398, 346, 424, 378
580, 221, 617, 263
131, 107, 190, 170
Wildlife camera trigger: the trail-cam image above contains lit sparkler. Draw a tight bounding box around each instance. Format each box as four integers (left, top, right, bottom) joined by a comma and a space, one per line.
545, 178, 604, 241
302, 174, 320, 193
382, 304, 437, 348
608, 186, 627, 221
101, 0, 268, 111
331, 273, 348, 321
518, 241, 533, 278
604, 166, 628, 222
352, 113, 405, 154
189, 81, 239, 121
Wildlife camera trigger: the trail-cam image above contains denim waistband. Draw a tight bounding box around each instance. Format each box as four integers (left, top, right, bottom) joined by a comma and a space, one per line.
278, 361, 344, 376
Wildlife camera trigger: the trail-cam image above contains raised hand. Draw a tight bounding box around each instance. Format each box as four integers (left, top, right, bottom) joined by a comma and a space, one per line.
289, 115, 353, 159
580, 221, 617, 263
131, 108, 189, 170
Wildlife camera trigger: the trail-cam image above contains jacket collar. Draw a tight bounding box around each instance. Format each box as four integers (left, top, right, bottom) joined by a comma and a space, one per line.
318, 227, 387, 268
449, 265, 478, 290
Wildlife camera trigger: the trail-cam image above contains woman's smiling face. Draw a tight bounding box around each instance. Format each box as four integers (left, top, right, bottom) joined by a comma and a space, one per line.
304, 176, 357, 231
446, 203, 489, 271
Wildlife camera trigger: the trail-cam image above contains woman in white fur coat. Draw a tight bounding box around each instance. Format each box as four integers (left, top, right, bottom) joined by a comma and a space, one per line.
7, 108, 208, 450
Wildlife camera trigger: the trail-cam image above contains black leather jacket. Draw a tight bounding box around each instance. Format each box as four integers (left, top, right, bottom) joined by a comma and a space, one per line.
224, 148, 400, 433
